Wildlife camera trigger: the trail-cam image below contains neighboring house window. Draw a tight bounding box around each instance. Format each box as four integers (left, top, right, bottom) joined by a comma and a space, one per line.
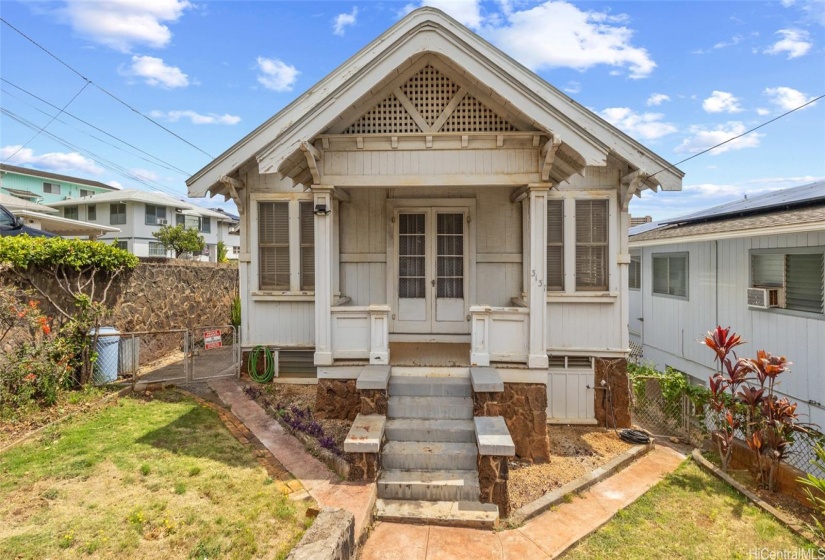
145, 204, 167, 225
80, 189, 94, 197
200, 217, 211, 234
64, 206, 79, 220
148, 242, 167, 257
87, 205, 96, 221
233, 246, 240, 255
653, 253, 688, 298
575, 200, 609, 291
299, 201, 315, 290
110, 203, 126, 225
259, 201, 290, 290
114, 240, 128, 251
176, 214, 203, 230
751, 250, 825, 314
546, 199, 564, 291
629, 255, 641, 290
43, 182, 61, 195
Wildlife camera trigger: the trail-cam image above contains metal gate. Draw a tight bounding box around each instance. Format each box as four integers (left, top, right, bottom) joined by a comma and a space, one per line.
114, 329, 190, 385
630, 376, 694, 441
189, 325, 240, 381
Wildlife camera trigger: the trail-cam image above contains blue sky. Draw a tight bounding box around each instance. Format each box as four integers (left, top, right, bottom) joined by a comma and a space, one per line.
1, 0, 823, 219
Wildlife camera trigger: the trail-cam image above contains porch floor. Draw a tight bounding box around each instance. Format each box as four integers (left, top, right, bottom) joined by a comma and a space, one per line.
389, 343, 471, 367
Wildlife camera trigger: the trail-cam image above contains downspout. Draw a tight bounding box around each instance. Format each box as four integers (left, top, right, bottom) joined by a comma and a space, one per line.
715, 240, 719, 330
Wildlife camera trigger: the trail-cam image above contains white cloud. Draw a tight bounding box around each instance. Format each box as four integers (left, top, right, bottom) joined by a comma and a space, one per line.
702, 91, 743, 114
256, 57, 299, 92
484, 1, 655, 78
149, 110, 241, 125
756, 107, 771, 116
0, 145, 103, 175
597, 107, 677, 140
764, 86, 818, 111
60, 0, 191, 52
416, 0, 484, 29
132, 168, 159, 182
120, 55, 189, 88
764, 29, 813, 58
333, 7, 358, 36
107, 180, 123, 190
675, 121, 763, 155
713, 35, 742, 49
646, 93, 670, 106
564, 81, 581, 94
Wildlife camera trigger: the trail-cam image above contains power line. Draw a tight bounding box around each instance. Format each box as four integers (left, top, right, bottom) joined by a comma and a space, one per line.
2, 81, 90, 164
1, 17, 214, 160
1, 79, 192, 176
649, 94, 825, 180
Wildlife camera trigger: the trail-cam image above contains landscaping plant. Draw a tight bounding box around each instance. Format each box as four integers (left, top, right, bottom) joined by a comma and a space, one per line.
217, 240, 228, 263
703, 325, 810, 491
798, 443, 825, 539
151, 224, 206, 258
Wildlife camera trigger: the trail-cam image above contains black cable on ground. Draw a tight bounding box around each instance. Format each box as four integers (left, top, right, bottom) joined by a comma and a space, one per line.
599, 379, 653, 445
248, 345, 275, 383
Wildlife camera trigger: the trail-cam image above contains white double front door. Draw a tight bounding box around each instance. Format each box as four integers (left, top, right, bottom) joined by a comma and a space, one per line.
392, 207, 470, 334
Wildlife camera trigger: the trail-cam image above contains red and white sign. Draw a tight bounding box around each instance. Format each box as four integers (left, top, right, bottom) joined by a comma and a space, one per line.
203, 329, 222, 350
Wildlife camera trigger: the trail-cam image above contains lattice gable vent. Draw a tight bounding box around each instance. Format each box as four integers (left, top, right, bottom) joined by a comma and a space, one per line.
343, 64, 518, 134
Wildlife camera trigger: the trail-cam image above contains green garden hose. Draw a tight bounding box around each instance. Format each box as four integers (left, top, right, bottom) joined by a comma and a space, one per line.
248, 345, 275, 383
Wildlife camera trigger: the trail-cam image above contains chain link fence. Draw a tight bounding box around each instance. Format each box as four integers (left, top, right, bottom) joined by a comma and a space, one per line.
630, 375, 696, 442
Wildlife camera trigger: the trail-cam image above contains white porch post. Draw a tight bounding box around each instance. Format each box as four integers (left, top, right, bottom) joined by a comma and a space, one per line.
313, 185, 334, 366
527, 185, 549, 369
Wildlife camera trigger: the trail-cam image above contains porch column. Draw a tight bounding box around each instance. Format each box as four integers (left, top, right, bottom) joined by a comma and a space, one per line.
527, 185, 549, 369
313, 185, 334, 366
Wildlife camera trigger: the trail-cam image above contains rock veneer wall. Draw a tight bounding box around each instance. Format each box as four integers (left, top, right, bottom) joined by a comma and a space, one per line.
315, 379, 360, 421
286, 507, 355, 560
478, 455, 510, 517
359, 388, 388, 416
594, 358, 631, 429
473, 383, 549, 463
348, 452, 380, 482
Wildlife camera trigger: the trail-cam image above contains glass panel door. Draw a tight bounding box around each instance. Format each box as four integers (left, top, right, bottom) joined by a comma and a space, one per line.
433, 211, 467, 332
395, 212, 430, 331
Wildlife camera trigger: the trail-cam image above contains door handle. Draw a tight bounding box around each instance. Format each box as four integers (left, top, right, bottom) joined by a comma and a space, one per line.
431, 279, 436, 287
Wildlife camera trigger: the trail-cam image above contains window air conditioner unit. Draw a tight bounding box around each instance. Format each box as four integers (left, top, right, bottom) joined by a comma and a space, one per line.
156, 218, 168, 225
747, 287, 786, 309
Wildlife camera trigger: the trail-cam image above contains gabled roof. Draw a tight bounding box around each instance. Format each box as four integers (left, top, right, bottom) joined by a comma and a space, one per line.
187, 7, 683, 198
46, 189, 229, 220
0, 163, 118, 191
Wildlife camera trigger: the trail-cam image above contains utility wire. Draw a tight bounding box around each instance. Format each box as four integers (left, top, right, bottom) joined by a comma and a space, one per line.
1, 79, 192, 176
649, 94, 825, 180
2, 80, 90, 164
1, 17, 214, 160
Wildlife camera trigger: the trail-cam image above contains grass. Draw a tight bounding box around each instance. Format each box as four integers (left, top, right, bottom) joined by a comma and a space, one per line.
564, 459, 817, 559
0, 390, 311, 559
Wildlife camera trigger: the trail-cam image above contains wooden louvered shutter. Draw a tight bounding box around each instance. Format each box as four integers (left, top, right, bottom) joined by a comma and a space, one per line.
575, 200, 608, 290
786, 253, 824, 314
259, 202, 290, 289
299, 201, 315, 291
546, 200, 564, 291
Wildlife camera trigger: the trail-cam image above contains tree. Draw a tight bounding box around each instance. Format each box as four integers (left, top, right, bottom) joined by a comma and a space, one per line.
217, 240, 228, 263
152, 224, 205, 258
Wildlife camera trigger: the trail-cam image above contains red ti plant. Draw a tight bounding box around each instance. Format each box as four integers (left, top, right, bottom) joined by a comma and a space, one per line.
704, 327, 747, 472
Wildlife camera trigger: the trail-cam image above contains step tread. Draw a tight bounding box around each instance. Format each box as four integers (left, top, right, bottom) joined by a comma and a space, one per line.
385, 418, 475, 430
376, 498, 499, 528
390, 375, 471, 384
379, 469, 479, 487
388, 395, 473, 403
383, 441, 477, 455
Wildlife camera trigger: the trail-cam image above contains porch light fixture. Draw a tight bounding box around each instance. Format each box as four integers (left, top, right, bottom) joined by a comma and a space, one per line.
314, 204, 330, 216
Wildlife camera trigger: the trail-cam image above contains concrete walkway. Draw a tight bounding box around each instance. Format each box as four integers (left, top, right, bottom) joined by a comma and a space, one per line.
360, 445, 685, 560
207, 378, 376, 539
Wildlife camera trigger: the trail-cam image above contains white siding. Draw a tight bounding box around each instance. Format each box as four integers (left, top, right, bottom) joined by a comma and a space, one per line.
547, 302, 623, 351
634, 231, 825, 428
246, 301, 315, 347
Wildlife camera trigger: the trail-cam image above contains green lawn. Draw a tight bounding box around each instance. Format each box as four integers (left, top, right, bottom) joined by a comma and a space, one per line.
0, 390, 310, 559
564, 459, 817, 559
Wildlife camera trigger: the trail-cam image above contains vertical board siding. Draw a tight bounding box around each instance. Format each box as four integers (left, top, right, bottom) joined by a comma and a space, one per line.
323, 148, 539, 177
547, 370, 596, 420
546, 302, 623, 350
635, 231, 825, 428
476, 263, 522, 306
246, 301, 315, 346
341, 263, 387, 305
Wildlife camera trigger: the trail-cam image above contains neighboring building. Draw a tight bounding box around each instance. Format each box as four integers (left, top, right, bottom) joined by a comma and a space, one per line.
209, 208, 241, 260
1, 193, 121, 239
0, 163, 118, 204
47, 189, 231, 261
629, 181, 825, 427
630, 215, 653, 227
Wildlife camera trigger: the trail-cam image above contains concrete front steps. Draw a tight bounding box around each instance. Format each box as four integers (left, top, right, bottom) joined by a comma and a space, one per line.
375, 369, 499, 528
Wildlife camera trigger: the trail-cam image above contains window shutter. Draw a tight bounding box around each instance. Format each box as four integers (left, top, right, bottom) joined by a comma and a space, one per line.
299, 201, 315, 290
546, 200, 564, 290
786, 253, 824, 314
575, 200, 608, 290
259, 202, 290, 289
629, 256, 641, 289
752, 253, 784, 286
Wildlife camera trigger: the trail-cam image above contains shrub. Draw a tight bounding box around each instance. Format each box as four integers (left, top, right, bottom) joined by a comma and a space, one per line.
798, 443, 825, 539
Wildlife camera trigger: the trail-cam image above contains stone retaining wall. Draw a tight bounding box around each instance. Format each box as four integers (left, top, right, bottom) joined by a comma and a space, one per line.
359, 388, 388, 416
286, 507, 355, 560
473, 383, 549, 463
348, 452, 381, 482
594, 358, 631, 429
315, 379, 360, 421
478, 455, 510, 517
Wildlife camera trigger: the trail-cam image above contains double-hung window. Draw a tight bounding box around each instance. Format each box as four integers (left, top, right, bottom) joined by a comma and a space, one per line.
64, 206, 79, 220
80, 189, 94, 198
43, 182, 61, 195
575, 200, 609, 291
145, 204, 167, 226
751, 249, 824, 315
653, 253, 688, 298
110, 204, 126, 225
200, 217, 211, 234
258, 199, 315, 292
87, 205, 97, 221
629, 255, 641, 290
148, 242, 167, 257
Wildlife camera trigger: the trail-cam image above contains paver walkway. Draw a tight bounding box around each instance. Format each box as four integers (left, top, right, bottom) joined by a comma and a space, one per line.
207, 378, 376, 539
361, 445, 685, 560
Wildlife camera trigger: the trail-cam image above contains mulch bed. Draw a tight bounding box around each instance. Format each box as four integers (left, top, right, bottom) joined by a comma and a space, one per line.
508, 425, 635, 511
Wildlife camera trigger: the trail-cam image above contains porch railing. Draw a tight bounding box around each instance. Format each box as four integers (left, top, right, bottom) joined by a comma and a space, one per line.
470, 305, 529, 366
330, 304, 390, 365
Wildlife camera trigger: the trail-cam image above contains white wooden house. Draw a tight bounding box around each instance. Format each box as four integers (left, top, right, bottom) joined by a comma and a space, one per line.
629, 182, 825, 428
187, 8, 683, 422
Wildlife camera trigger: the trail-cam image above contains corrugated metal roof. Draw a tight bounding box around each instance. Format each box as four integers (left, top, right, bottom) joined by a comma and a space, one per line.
661, 181, 825, 225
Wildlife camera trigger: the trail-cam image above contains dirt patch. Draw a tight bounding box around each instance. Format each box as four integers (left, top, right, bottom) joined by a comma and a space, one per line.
508, 425, 635, 511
